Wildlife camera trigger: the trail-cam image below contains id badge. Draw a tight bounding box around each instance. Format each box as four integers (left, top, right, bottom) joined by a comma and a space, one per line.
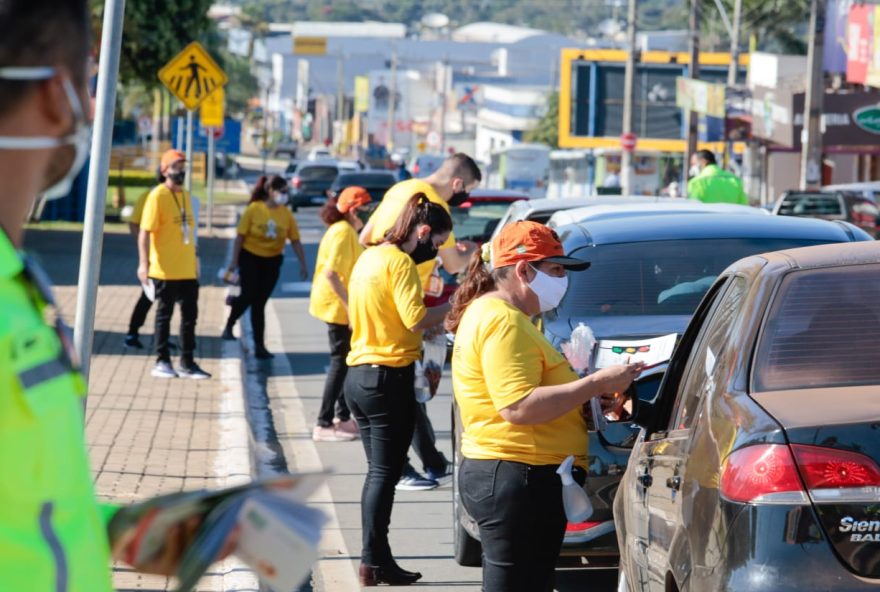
182, 221, 191, 245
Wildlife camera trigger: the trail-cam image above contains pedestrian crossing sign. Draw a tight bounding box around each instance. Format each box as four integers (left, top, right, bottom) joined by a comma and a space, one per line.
159, 42, 228, 111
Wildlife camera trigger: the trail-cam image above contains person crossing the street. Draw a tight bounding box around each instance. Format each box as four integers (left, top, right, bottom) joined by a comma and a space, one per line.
446, 221, 642, 592
346, 194, 453, 586
137, 149, 210, 379
309, 185, 371, 442
222, 174, 308, 359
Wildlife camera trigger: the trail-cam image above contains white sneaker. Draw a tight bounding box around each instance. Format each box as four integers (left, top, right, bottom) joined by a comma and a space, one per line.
312, 425, 356, 442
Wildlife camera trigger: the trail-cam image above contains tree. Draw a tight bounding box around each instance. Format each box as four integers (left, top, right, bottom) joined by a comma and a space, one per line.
524, 92, 558, 148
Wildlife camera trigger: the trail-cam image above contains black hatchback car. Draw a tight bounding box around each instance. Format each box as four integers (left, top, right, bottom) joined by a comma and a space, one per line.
615, 240, 880, 591
289, 161, 338, 211
452, 212, 872, 568
327, 171, 397, 204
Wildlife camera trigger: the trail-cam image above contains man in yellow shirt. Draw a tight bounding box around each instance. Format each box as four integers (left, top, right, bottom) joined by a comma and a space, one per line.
137, 150, 210, 379
358, 152, 483, 490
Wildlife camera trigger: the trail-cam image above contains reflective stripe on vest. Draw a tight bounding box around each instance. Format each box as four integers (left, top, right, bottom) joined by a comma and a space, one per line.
39, 502, 68, 592
18, 356, 70, 390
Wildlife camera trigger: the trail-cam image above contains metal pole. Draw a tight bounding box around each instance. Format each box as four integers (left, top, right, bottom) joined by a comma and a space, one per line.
800, 0, 826, 189
73, 0, 125, 383
185, 109, 194, 193
440, 57, 448, 154
207, 131, 215, 234
684, 0, 700, 197
261, 82, 269, 174
621, 0, 638, 196
724, 0, 743, 170
387, 47, 397, 152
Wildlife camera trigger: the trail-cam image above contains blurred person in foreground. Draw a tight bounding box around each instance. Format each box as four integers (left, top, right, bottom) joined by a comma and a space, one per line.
0, 0, 233, 588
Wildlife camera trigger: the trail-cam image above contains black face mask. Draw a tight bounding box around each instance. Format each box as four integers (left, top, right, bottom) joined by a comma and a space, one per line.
409, 236, 439, 265
448, 190, 470, 207
169, 171, 186, 186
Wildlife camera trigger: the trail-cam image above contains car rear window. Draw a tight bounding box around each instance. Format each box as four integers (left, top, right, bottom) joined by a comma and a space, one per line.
558, 238, 831, 318
778, 193, 843, 216
337, 173, 396, 188
299, 166, 338, 181
451, 203, 514, 242
753, 264, 880, 391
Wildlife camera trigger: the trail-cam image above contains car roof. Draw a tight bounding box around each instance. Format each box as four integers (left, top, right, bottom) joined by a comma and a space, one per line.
549, 200, 766, 227
558, 212, 863, 249
298, 160, 338, 168
469, 188, 530, 199
759, 240, 880, 270
518, 196, 664, 216
337, 170, 395, 179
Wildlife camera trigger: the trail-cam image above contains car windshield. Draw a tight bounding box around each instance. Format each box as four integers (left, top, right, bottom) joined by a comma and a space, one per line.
753, 264, 880, 391
337, 173, 395, 188
298, 166, 338, 181
558, 238, 831, 317
778, 193, 843, 216
452, 203, 516, 243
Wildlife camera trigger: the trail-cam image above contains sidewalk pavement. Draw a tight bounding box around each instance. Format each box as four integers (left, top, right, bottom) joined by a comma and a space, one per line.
24, 212, 258, 592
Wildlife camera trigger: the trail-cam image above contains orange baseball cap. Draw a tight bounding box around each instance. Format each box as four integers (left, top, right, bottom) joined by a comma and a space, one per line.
489, 221, 590, 271
160, 149, 186, 172
337, 186, 372, 213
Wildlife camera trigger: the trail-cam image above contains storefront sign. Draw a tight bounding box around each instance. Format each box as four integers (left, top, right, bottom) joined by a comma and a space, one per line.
846, 4, 873, 84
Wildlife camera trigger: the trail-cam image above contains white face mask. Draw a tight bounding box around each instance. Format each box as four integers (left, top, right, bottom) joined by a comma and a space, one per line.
273, 190, 289, 206
528, 265, 569, 313
688, 164, 701, 178
0, 67, 92, 202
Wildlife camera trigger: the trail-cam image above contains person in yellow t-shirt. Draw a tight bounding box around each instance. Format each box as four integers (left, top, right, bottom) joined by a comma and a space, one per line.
138, 150, 211, 379
222, 175, 308, 359
445, 221, 643, 592
359, 152, 482, 290
309, 186, 372, 443
345, 194, 453, 587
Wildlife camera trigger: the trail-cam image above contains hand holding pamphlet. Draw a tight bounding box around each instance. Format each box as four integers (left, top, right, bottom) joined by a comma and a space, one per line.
108, 473, 327, 592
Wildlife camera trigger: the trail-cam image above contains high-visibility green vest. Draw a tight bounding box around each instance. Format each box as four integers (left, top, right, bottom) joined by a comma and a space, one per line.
0, 231, 115, 592
687, 164, 748, 205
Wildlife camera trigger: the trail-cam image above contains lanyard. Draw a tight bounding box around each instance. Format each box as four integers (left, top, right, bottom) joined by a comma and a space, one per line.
170, 190, 191, 245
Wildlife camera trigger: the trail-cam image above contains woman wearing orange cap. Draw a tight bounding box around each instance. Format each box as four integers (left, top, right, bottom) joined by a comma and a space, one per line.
345, 194, 453, 586
222, 175, 308, 359
446, 221, 643, 592
309, 186, 372, 442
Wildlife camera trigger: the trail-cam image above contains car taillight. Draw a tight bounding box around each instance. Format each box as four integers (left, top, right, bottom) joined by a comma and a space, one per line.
720, 444, 808, 504
292, 177, 302, 189
791, 444, 880, 490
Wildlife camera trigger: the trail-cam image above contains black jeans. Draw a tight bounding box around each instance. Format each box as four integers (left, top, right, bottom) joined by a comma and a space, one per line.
460, 458, 585, 592
316, 323, 352, 427
405, 401, 447, 474
127, 291, 153, 336
153, 278, 199, 365
226, 249, 282, 349
344, 363, 416, 565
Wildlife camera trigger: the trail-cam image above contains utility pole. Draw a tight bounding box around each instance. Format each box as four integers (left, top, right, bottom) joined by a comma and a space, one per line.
621, 0, 638, 195
336, 52, 345, 149
800, 0, 826, 189
387, 47, 398, 152
684, 0, 700, 197
724, 0, 742, 170
440, 57, 449, 154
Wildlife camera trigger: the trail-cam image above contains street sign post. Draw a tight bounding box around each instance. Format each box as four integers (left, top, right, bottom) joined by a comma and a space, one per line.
159, 42, 228, 193
200, 87, 225, 233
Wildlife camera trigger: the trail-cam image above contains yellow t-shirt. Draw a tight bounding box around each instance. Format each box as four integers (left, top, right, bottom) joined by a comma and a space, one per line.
237, 201, 301, 258
346, 245, 427, 367
452, 297, 587, 467
130, 189, 150, 226
309, 220, 363, 325
140, 184, 197, 280
366, 179, 455, 289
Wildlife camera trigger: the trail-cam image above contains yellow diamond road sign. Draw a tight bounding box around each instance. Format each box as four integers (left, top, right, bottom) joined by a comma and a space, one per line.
159, 42, 228, 111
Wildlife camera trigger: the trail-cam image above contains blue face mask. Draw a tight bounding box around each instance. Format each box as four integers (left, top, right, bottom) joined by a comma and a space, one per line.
0, 67, 92, 201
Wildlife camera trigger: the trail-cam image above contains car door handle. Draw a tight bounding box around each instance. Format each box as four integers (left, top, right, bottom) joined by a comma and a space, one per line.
666, 476, 681, 491
637, 474, 653, 488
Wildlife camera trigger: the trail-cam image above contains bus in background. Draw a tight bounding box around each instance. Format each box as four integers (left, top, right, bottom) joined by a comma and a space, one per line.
486, 143, 550, 198
547, 150, 591, 199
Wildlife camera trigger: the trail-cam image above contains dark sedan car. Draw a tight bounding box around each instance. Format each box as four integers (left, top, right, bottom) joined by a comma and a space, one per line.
327, 171, 397, 205
615, 240, 880, 591
452, 213, 872, 568
289, 162, 338, 211
772, 190, 880, 237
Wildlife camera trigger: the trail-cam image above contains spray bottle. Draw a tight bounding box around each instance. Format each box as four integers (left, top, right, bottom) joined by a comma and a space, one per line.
556, 455, 593, 523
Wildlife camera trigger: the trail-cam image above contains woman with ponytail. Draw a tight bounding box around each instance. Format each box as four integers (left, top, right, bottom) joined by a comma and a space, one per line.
448, 221, 643, 592
222, 175, 308, 359
345, 193, 453, 586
